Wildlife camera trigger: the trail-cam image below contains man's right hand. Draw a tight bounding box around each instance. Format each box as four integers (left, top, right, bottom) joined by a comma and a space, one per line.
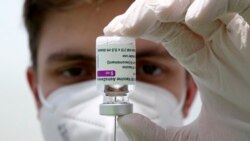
105, 0, 250, 140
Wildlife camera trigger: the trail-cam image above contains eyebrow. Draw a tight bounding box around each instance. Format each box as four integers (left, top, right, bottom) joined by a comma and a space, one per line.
46, 51, 95, 64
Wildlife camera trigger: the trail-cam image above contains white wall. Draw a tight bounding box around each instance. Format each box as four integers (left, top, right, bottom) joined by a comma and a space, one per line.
0, 1, 201, 141
0, 1, 43, 141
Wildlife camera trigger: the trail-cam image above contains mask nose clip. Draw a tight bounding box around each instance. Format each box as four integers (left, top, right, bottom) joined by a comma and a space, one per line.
38, 87, 55, 111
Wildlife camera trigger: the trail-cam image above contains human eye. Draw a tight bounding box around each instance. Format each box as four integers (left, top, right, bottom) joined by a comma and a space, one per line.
62, 67, 87, 78
54, 62, 95, 84
137, 63, 162, 76
136, 59, 168, 83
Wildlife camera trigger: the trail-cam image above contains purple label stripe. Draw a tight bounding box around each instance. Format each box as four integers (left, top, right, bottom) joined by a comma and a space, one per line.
97, 70, 116, 77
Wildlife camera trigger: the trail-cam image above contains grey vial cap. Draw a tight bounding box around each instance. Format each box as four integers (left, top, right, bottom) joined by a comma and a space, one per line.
100, 103, 133, 116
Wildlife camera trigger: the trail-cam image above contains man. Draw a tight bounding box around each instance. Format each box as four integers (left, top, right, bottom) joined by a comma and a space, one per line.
24, 0, 197, 141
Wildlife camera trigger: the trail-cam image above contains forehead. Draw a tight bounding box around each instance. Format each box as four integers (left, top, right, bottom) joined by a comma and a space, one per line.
38, 0, 133, 57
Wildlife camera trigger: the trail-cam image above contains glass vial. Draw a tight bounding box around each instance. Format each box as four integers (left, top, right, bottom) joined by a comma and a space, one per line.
96, 36, 136, 115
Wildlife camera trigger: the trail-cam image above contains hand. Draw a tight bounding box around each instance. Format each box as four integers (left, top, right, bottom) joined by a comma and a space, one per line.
104, 0, 250, 140
117, 112, 250, 141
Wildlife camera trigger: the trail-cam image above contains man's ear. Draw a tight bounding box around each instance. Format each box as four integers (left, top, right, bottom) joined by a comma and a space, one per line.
182, 75, 197, 118
26, 66, 41, 109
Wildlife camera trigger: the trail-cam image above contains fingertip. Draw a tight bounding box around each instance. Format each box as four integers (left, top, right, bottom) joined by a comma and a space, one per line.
185, 0, 228, 25
118, 113, 153, 135
185, 0, 216, 26
118, 113, 166, 141
103, 26, 114, 36
118, 113, 146, 129
185, 0, 202, 27
117, 113, 146, 140
103, 15, 124, 36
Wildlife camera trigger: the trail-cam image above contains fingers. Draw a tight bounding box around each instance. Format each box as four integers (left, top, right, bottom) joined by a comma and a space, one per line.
185, 0, 225, 40
118, 113, 166, 141
185, 0, 250, 40
104, 0, 158, 37
105, 0, 205, 69
148, 0, 193, 22
104, 0, 194, 38
186, 0, 250, 22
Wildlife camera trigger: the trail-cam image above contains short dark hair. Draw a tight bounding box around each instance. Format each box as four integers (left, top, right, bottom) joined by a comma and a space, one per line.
23, 0, 103, 68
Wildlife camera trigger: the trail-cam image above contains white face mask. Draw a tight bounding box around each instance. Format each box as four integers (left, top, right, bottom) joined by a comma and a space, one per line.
39, 80, 184, 141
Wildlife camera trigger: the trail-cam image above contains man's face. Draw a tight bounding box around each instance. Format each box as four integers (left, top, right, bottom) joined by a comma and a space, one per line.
28, 0, 195, 115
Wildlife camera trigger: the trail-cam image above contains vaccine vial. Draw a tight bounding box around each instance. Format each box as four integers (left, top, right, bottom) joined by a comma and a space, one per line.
96, 36, 136, 116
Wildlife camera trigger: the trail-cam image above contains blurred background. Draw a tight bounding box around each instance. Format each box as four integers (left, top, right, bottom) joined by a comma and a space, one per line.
0, 0, 201, 141
0, 0, 43, 141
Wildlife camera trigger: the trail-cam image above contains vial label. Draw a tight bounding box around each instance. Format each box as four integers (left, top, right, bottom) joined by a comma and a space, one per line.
96, 44, 136, 85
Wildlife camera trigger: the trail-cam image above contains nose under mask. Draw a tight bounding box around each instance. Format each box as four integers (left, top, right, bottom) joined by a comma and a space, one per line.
39, 80, 184, 141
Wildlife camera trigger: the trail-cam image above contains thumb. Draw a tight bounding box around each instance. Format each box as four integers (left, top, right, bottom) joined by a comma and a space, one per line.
118, 113, 166, 141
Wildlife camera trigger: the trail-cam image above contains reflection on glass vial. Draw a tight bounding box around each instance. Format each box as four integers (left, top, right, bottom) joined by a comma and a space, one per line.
101, 84, 135, 104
